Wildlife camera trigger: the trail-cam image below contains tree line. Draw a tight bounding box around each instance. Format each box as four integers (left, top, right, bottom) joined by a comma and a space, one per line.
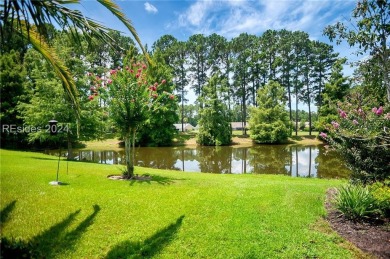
152, 30, 340, 135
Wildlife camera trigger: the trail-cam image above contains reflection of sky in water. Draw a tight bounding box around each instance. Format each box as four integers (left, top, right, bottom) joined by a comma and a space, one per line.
48, 145, 349, 179
287, 148, 319, 178
174, 160, 200, 173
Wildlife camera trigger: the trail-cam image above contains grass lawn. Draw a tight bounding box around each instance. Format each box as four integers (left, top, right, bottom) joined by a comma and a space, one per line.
0, 149, 364, 258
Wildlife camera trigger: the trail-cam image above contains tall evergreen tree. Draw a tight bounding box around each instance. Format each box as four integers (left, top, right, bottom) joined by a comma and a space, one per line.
197, 74, 232, 146
187, 34, 209, 109
249, 81, 290, 144
324, 0, 390, 102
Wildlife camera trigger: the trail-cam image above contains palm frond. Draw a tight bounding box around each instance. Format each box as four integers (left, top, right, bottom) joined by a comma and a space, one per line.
96, 0, 151, 64
19, 21, 80, 117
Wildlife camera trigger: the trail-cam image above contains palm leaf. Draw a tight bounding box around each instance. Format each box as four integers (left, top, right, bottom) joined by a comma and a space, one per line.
96, 0, 151, 64
19, 22, 80, 117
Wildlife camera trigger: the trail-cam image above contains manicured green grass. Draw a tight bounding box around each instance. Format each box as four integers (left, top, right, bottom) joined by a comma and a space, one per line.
0, 149, 361, 258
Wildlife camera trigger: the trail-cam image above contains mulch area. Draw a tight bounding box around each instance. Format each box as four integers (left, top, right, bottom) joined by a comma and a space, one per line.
325, 188, 390, 259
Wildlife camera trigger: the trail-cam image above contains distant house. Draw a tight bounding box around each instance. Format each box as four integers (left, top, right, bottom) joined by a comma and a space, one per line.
231, 122, 249, 131
173, 123, 195, 132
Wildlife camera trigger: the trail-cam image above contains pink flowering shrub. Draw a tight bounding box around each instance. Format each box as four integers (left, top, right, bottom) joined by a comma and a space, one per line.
88, 61, 175, 177
320, 94, 390, 183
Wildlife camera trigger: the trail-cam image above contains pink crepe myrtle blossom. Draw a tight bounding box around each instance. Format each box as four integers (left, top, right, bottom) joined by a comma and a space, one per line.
161, 79, 166, 84
169, 94, 175, 100
319, 132, 327, 139
338, 109, 347, 119
331, 121, 340, 129
352, 119, 359, 125
357, 108, 364, 116
88, 95, 94, 101
376, 106, 383, 115
107, 79, 112, 84
110, 69, 117, 75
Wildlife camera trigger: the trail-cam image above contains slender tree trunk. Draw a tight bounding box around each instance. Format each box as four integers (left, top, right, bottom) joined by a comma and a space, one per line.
181, 86, 184, 132
287, 82, 292, 123
295, 81, 298, 136
308, 146, 312, 177
124, 130, 134, 178
132, 128, 136, 174
67, 130, 72, 160
308, 103, 312, 136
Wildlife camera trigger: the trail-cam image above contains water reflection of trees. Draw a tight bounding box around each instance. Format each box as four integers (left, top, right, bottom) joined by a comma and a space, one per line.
51, 144, 350, 178
134, 147, 180, 170
195, 146, 233, 174
249, 145, 290, 175
315, 147, 351, 179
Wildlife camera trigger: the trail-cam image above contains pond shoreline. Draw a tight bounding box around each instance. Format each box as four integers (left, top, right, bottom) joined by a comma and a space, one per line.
82, 134, 324, 150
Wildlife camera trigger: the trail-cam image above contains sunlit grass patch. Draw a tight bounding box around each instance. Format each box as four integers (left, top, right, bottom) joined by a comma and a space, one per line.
1, 149, 358, 258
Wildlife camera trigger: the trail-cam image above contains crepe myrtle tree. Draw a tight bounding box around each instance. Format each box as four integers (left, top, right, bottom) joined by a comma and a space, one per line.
89, 61, 175, 178
319, 93, 390, 183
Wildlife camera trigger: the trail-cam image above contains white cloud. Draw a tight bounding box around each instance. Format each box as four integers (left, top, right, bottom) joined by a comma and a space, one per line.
178, 0, 214, 27
175, 0, 355, 40
144, 2, 158, 14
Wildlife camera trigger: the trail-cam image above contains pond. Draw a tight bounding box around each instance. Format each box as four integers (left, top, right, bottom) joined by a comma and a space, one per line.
45, 144, 350, 179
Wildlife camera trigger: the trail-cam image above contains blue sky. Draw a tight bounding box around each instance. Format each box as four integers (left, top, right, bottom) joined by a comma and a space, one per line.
76, 0, 359, 108
78, 0, 357, 55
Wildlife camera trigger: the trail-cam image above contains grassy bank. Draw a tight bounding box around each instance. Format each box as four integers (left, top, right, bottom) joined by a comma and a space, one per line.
0, 149, 363, 258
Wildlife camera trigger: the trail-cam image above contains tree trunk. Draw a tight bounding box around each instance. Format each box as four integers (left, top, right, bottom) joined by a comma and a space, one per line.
67, 130, 72, 160
124, 131, 134, 178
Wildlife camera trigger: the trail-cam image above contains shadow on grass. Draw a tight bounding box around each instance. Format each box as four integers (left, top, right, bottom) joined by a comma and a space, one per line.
105, 215, 185, 259
1, 205, 100, 258
290, 136, 304, 141
0, 200, 17, 229
129, 175, 182, 186
29, 156, 60, 161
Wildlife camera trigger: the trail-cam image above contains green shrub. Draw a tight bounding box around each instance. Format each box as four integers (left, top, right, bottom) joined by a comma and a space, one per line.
369, 181, 390, 218
249, 81, 290, 144
334, 184, 382, 220
321, 94, 390, 184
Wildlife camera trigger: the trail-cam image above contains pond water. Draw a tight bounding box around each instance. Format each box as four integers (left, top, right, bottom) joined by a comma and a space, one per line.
45, 145, 350, 179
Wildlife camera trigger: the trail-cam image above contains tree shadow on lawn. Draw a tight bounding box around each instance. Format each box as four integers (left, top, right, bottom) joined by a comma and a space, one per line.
0, 200, 17, 229
129, 175, 185, 186
105, 215, 185, 259
1, 204, 100, 258
29, 156, 61, 161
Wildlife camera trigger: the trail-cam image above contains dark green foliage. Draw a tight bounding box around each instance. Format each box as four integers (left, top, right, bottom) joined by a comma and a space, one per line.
137, 51, 179, 146
0, 50, 27, 147
197, 75, 232, 146
324, 94, 390, 183
334, 184, 385, 221
18, 48, 104, 146
249, 81, 291, 144
317, 58, 349, 132
332, 134, 390, 183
